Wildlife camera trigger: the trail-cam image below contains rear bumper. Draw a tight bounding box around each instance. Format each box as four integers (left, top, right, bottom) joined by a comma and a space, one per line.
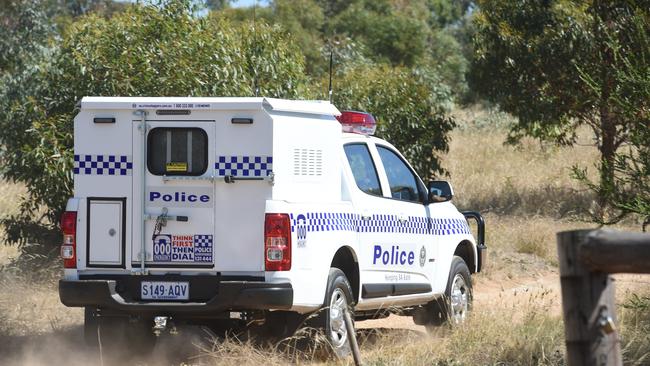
59, 278, 293, 315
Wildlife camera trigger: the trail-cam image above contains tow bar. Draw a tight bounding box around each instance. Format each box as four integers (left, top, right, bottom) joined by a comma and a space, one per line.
153, 316, 177, 337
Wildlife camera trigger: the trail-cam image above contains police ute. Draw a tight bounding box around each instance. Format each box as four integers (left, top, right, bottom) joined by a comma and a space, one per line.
58, 97, 486, 357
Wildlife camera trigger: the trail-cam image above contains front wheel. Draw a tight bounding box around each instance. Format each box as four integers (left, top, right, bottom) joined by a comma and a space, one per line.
447, 259, 472, 324
417, 256, 473, 330
320, 268, 354, 358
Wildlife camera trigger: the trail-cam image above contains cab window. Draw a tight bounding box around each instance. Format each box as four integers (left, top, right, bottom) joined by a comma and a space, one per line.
148, 128, 208, 176
377, 146, 422, 203
344, 143, 382, 196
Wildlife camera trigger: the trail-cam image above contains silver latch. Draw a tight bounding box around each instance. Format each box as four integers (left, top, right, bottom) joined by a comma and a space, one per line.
598, 308, 616, 334
221, 172, 275, 185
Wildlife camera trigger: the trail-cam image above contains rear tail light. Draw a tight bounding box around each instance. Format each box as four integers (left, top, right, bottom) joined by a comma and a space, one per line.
60, 211, 77, 268
264, 213, 291, 271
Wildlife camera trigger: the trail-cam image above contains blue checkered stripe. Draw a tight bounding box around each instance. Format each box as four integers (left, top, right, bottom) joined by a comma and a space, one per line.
74, 154, 133, 176
290, 213, 471, 236
431, 218, 472, 235
290, 213, 357, 232
215, 156, 273, 177
359, 215, 431, 234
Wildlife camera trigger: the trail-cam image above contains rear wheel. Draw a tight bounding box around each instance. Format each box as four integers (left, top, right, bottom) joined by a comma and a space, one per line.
96, 314, 157, 359
320, 268, 354, 358
248, 310, 308, 343
84, 307, 99, 347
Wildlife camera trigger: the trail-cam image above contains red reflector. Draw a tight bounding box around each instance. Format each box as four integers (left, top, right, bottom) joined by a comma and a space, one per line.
336, 111, 377, 135
264, 213, 291, 271
61, 211, 77, 234
60, 211, 77, 268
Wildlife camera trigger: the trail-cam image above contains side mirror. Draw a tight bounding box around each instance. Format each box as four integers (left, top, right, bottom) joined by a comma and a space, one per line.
428, 181, 454, 203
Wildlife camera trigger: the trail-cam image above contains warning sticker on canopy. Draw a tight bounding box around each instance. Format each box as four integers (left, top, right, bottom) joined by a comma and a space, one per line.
166, 162, 188, 172
152, 234, 213, 263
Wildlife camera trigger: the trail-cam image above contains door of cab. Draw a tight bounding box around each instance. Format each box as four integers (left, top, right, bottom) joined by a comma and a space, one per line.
344, 141, 433, 300
132, 120, 215, 269
371, 144, 436, 292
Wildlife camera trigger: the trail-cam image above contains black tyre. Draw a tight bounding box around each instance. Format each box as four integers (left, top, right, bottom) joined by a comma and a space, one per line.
420, 256, 472, 330
247, 310, 308, 344
320, 268, 354, 358
96, 315, 157, 359
84, 307, 99, 347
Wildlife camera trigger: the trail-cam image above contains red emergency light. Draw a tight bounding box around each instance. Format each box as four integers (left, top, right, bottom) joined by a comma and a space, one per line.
336, 111, 377, 135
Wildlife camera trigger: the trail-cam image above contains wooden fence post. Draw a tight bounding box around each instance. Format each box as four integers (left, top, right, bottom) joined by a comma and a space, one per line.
557, 229, 622, 366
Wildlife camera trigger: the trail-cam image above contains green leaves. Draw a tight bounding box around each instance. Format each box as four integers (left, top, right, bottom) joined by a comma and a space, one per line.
470, 0, 650, 223
0, 0, 306, 245
332, 65, 456, 180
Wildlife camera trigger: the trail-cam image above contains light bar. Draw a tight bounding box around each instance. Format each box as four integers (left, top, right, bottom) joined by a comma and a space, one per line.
336, 111, 377, 135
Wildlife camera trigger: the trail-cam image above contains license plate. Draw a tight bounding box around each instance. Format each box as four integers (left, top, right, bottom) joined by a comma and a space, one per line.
141, 281, 189, 300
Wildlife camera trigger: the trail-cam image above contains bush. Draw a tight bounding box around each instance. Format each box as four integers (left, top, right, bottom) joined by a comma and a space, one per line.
0, 0, 305, 246
331, 64, 456, 180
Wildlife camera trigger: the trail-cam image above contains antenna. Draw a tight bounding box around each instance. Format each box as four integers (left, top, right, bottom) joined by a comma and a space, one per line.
328, 47, 333, 103
253, 0, 259, 97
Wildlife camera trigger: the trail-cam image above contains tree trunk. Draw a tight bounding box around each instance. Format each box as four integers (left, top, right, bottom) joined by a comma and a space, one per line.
595, 0, 617, 223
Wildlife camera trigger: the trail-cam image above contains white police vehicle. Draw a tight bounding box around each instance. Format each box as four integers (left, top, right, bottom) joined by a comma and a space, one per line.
59, 97, 486, 356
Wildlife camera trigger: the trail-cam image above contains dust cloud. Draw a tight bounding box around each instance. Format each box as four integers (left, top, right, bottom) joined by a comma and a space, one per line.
0, 324, 212, 366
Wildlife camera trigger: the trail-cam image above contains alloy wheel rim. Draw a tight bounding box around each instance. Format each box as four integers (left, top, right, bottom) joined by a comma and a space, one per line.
450, 274, 469, 324
329, 287, 348, 348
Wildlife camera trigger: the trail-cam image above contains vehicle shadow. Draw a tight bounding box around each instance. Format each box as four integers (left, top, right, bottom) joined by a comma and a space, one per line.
356, 327, 426, 348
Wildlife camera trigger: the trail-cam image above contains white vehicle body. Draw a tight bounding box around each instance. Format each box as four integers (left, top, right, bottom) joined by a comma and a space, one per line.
59, 96, 486, 329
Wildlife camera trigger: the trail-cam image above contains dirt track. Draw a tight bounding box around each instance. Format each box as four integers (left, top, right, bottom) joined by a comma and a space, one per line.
358, 268, 562, 332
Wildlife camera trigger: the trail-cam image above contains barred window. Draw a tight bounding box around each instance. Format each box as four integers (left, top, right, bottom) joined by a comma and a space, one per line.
147, 128, 208, 176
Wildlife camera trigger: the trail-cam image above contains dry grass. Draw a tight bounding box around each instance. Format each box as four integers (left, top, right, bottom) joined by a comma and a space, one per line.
0, 181, 26, 266
619, 289, 650, 365
195, 284, 650, 366
0, 180, 25, 215
446, 107, 600, 219
475, 213, 637, 274
193, 290, 566, 366
0, 275, 81, 337
359, 295, 565, 366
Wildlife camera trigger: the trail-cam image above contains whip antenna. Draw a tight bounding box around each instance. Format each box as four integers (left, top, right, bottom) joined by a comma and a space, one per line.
328, 47, 333, 103
253, 0, 259, 97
